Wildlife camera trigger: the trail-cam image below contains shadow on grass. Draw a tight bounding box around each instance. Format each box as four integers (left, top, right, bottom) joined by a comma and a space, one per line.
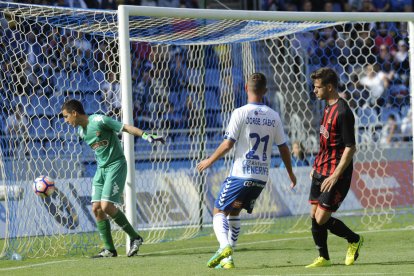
238, 259, 414, 270
140, 245, 312, 258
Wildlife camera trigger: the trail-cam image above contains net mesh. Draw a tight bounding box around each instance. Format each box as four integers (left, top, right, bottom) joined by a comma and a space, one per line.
0, 2, 413, 258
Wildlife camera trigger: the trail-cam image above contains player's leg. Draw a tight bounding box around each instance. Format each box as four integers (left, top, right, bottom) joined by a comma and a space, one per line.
207, 207, 233, 268
322, 177, 363, 265
90, 168, 117, 258
306, 174, 331, 268
215, 208, 240, 269
216, 179, 266, 269
306, 204, 332, 268
207, 177, 238, 268
325, 215, 363, 265
227, 209, 241, 249
102, 160, 143, 257
92, 201, 118, 258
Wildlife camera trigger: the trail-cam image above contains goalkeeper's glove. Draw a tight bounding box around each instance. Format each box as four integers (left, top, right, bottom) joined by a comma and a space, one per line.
142, 132, 165, 144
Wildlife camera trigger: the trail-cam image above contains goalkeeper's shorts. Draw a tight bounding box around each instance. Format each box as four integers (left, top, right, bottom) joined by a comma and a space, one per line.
92, 159, 127, 204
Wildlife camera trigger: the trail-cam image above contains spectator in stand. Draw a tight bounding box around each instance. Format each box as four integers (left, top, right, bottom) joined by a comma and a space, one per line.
301, 0, 312, 11
311, 0, 347, 11
180, 0, 199, 8
6, 104, 30, 157
348, 0, 364, 11
377, 44, 393, 72
158, 0, 180, 7
279, 141, 310, 168
400, 108, 412, 142
360, 0, 376, 12
388, 76, 409, 107
380, 114, 399, 146
372, 0, 391, 12
394, 40, 408, 63
323, 1, 334, 12
390, 0, 412, 12
65, 0, 88, 8
395, 22, 409, 43
141, 0, 157, 6
262, 0, 286, 11
96, 0, 117, 10
374, 23, 394, 53
102, 71, 122, 117
392, 39, 410, 80
359, 64, 389, 108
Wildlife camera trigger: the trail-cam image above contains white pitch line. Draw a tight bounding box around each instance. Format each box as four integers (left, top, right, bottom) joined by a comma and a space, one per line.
0, 260, 74, 271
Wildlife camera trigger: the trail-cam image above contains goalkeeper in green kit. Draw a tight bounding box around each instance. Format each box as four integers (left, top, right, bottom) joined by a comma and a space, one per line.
61, 99, 165, 258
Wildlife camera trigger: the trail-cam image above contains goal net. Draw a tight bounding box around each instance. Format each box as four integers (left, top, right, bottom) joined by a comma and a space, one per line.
0, 2, 413, 258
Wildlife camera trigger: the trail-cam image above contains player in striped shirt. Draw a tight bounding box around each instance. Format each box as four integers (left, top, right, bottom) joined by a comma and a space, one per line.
306, 67, 364, 268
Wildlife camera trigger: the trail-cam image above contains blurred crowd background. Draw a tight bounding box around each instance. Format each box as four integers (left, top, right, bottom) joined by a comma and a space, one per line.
0, 0, 413, 168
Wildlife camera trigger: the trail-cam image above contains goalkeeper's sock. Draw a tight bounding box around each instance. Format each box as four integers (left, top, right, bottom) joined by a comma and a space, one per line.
227, 215, 240, 248
311, 218, 330, 260
326, 217, 359, 243
112, 210, 140, 239
213, 213, 230, 248
97, 219, 116, 251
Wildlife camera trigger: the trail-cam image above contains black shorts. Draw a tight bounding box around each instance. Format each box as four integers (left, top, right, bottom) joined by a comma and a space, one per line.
309, 171, 352, 212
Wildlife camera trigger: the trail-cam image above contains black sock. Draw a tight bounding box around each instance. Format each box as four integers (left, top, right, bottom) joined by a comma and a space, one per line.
325, 217, 359, 243
311, 218, 329, 260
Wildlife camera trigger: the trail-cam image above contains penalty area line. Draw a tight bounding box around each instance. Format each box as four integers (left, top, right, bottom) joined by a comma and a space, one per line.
0, 259, 74, 271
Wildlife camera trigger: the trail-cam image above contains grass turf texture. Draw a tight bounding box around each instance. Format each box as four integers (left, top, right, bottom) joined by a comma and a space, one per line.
1, 228, 414, 275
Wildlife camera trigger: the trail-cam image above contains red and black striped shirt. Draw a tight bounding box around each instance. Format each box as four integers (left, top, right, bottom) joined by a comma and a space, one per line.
313, 98, 355, 177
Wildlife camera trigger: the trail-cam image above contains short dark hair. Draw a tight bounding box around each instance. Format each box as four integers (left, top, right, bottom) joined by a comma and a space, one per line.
310, 67, 339, 88
247, 72, 267, 93
61, 99, 86, 115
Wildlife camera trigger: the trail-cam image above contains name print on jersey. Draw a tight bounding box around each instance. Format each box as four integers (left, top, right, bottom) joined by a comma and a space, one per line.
245, 117, 276, 127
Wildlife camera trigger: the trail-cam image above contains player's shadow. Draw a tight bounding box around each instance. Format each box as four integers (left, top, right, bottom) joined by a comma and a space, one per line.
351, 260, 414, 266
140, 249, 220, 258
140, 245, 311, 258
241, 260, 414, 270
236, 247, 312, 253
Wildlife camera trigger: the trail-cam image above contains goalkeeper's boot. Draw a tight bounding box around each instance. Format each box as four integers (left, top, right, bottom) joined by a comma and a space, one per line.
207, 245, 233, 268
91, 248, 117, 258
127, 236, 144, 257
215, 256, 235, 269
345, 235, 364, 265
305, 256, 332, 268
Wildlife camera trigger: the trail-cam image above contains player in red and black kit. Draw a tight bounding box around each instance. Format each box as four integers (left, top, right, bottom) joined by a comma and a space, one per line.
306, 68, 364, 268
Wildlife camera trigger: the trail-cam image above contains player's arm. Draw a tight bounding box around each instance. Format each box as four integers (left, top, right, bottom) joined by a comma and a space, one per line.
197, 139, 234, 172
122, 124, 165, 144
278, 143, 297, 189
320, 145, 356, 193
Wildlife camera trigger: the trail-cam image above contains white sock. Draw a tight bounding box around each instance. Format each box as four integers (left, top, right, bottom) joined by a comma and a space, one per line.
213, 213, 229, 248
227, 215, 241, 249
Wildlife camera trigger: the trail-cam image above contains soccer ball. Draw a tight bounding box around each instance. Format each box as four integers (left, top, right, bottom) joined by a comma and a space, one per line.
33, 176, 55, 198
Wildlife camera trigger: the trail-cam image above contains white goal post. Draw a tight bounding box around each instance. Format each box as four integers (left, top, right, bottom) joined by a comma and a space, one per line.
119, 5, 414, 244
0, 1, 414, 259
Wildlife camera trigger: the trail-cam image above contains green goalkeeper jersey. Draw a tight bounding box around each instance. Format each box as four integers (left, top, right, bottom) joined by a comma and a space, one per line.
78, 114, 125, 168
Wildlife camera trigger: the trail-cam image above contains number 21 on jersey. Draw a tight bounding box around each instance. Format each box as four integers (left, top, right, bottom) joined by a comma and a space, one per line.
245, 133, 269, 161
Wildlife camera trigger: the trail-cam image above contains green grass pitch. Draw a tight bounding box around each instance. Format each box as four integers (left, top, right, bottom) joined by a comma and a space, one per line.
1, 228, 414, 275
